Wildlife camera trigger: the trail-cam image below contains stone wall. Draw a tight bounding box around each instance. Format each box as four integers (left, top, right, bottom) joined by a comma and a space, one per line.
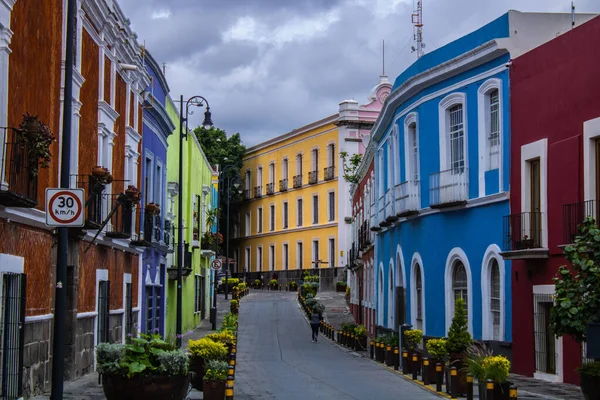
22, 318, 52, 398
109, 313, 123, 344
75, 316, 95, 379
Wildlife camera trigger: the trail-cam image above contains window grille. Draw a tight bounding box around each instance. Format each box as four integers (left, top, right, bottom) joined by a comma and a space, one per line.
449, 104, 465, 174
490, 259, 501, 340
452, 261, 468, 317
488, 90, 500, 170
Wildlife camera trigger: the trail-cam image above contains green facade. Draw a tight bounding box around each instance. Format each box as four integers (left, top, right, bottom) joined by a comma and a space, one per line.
165, 97, 216, 337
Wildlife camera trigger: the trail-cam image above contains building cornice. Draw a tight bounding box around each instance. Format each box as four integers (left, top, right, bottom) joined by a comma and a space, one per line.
143, 49, 170, 94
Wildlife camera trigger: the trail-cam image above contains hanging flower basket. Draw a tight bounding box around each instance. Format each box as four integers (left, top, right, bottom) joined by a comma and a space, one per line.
92, 165, 108, 177
126, 185, 141, 204
146, 203, 160, 215
17, 113, 55, 177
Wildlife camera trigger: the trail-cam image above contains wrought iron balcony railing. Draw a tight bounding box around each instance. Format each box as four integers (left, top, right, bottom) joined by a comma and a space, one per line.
243, 189, 250, 200
75, 174, 105, 229
293, 174, 302, 188
254, 186, 262, 198
130, 208, 156, 247
105, 194, 133, 239
0, 128, 38, 207
324, 166, 334, 181
308, 170, 318, 184
163, 219, 175, 253
563, 200, 597, 244
429, 168, 469, 208
502, 212, 543, 251
266, 182, 274, 195
395, 181, 420, 217
279, 179, 288, 192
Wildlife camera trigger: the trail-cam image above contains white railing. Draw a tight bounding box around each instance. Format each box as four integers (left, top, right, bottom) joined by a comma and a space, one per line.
385, 189, 394, 220
378, 195, 385, 225
395, 181, 420, 216
429, 168, 469, 206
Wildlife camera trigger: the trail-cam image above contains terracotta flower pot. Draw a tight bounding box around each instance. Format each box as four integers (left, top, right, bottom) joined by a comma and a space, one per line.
102, 373, 190, 400
190, 357, 206, 390
92, 166, 107, 177
202, 380, 226, 400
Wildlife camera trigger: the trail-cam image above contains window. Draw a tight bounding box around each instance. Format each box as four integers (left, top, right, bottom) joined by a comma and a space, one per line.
328, 192, 335, 221
297, 199, 303, 226
97, 279, 110, 343
145, 286, 154, 334
296, 154, 302, 175
415, 266, 423, 330
328, 238, 335, 268
311, 148, 319, 172
258, 246, 263, 272
409, 123, 419, 181
270, 245, 275, 270
245, 248, 250, 272
449, 104, 465, 174
245, 170, 251, 191
269, 163, 275, 185
452, 261, 468, 317
155, 164, 162, 207
327, 143, 335, 167
282, 158, 288, 179
313, 195, 319, 224
245, 212, 251, 236
270, 205, 275, 231
297, 242, 303, 269
144, 157, 153, 203
488, 89, 500, 170
257, 167, 263, 187
313, 240, 319, 263
490, 259, 501, 341
257, 207, 263, 233
283, 202, 288, 229
194, 275, 202, 313
283, 244, 289, 270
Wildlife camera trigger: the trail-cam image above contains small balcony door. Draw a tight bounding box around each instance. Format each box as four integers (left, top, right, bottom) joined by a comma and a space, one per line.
530, 159, 541, 242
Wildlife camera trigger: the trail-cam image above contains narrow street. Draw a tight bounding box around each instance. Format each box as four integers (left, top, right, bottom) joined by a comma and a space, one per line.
234, 291, 438, 400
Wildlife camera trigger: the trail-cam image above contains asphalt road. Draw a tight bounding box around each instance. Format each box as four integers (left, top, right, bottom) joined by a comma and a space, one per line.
234, 291, 439, 400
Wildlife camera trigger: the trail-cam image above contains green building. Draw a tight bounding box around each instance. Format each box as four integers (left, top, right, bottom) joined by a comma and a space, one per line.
165, 96, 217, 337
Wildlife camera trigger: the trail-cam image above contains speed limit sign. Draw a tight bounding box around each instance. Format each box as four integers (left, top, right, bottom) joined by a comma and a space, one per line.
45, 188, 85, 227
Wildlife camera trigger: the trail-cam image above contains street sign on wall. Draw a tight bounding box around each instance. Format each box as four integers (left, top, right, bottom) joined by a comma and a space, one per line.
45, 188, 85, 227
211, 259, 222, 271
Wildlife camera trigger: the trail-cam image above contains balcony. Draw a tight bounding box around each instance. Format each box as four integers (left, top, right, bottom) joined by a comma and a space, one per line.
266, 182, 274, 195
324, 166, 335, 181
293, 174, 302, 188
243, 189, 250, 200
279, 178, 288, 192
500, 212, 548, 260
0, 128, 38, 207
75, 174, 105, 229
563, 200, 597, 245
395, 181, 420, 218
308, 170, 318, 184
370, 202, 381, 231
429, 168, 468, 209
254, 186, 262, 198
163, 219, 175, 253
130, 208, 156, 247
105, 194, 133, 239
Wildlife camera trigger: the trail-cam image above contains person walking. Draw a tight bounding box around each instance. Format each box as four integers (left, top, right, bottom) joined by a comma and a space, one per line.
310, 312, 322, 342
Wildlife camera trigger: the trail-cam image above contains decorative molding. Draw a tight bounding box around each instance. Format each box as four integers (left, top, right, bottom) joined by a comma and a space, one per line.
444, 247, 473, 334
25, 313, 53, 323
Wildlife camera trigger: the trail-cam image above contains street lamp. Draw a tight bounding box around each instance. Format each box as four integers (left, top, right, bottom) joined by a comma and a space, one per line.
177, 94, 213, 347
225, 175, 242, 300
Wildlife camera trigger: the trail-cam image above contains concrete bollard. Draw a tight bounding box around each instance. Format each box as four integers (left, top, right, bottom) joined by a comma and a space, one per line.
393, 347, 399, 371
228, 365, 235, 377
225, 376, 234, 400
436, 363, 443, 392
402, 350, 408, 373
450, 366, 457, 399
370, 340, 374, 359
486, 379, 494, 400
466, 373, 473, 400
412, 354, 418, 380
386, 345, 392, 366
422, 358, 429, 385
510, 385, 518, 399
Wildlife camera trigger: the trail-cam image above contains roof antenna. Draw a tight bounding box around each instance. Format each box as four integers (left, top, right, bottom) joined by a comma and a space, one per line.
571, 1, 575, 29
382, 39, 385, 76
411, 0, 425, 58
162, 62, 166, 76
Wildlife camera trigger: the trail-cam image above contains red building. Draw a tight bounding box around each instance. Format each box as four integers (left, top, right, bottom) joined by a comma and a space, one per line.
349, 160, 376, 337
505, 15, 600, 384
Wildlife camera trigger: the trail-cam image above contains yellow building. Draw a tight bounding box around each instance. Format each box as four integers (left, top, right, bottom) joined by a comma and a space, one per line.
234, 115, 340, 279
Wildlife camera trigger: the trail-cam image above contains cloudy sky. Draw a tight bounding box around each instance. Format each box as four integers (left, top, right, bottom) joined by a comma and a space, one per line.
118, 0, 598, 146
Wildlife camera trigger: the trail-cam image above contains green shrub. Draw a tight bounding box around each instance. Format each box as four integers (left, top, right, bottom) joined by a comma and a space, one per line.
269, 279, 278, 286
187, 338, 228, 361
155, 349, 189, 375
464, 345, 493, 382
446, 297, 472, 354
336, 281, 347, 287
254, 279, 261, 286
425, 338, 447, 359
354, 324, 367, 337
204, 359, 228, 382
288, 281, 298, 290
483, 355, 511, 383
404, 330, 423, 350
579, 361, 600, 377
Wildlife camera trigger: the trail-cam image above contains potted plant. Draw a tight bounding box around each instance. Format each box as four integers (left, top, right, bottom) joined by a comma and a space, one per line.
336, 281, 347, 292
205, 331, 236, 354
288, 281, 298, 291
446, 297, 472, 395
254, 279, 262, 289
269, 279, 278, 290
126, 185, 141, 203
230, 299, 239, 315
483, 355, 512, 400
404, 330, 423, 373
202, 359, 228, 400
187, 337, 228, 390
146, 203, 160, 215
18, 113, 55, 177
425, 338, 447, 384
354, 324, 368, 350
464, 344, 494, 398
96, 334, 190, 400
549, 217, 600, 400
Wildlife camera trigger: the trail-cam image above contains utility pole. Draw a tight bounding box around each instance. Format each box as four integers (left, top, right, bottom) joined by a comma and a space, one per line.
51, 0, 76, 397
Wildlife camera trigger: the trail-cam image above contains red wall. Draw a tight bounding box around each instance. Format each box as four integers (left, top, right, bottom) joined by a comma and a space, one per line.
510, 15, 600, 384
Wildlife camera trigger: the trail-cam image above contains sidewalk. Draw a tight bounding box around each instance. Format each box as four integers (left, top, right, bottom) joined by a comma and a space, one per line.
31, 294, 236, 400
314, 291, 584, 400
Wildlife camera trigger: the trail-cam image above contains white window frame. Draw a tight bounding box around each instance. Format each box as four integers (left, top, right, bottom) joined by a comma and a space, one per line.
297, 197, 303, 227
269, 203, 275, 232
444, 247, 473, 334
388, 260, 395, 329
328, 237, 335, 268
94, 269, 109, 349
532, 284, 564, 382
282, 158, 288, 181
583, 116, 600, 201
477, 78, 503, 196
269, 244, 275, 271
257, 207, 263, 234
312, 239, 319, 263
410, 252, 426, 334
327, 190, 335, 222
404, 113, 420, 183
377, 264, 384, 325
245, 212, 251, 236
245, 247, 251, 272
282, 242, 289, 270
521, 139, 548, 248
257, 245, 263, 272
481, 244, 505, 341
282, 201, 289, 229
257, 166, 263, 188
439, 92, 468, 173
296, 241, 303, 270
122, 273, 132, 343
312, 194, 319, 225
269, 162, 275, 185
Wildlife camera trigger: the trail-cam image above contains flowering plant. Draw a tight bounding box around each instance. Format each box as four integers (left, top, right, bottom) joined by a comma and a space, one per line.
203, 360, 228, 382
187, 338, 227, 361
17, 113, 55, 177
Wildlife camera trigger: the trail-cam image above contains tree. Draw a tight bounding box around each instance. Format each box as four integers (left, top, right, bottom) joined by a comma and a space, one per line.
193, 126, 246, 174
550, 217, 600, 343
339, 151, 363, 184
446, 297, 473, 354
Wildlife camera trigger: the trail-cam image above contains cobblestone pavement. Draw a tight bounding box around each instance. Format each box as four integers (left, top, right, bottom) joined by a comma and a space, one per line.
233, 291, 439, 400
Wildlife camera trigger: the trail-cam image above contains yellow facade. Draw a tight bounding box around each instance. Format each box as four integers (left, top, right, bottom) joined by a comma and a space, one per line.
234, 115, 340, 273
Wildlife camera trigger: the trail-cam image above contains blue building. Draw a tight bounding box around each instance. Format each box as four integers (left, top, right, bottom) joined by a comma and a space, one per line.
368, 11, 584, 348
139, 50, 175, 335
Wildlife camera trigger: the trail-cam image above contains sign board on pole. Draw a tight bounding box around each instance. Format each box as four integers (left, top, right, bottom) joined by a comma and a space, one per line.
45, 188, 85, 227
211, 259, 222, 271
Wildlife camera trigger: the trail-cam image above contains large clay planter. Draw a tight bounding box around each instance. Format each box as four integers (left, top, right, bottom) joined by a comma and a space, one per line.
446, 355, 468, 395
478, 381, 512, 400
203, 380, 226, 400
190, 357, 206, 390
581, 374, 600, 400
426, 358, 439, 384
102, 373, 190, 400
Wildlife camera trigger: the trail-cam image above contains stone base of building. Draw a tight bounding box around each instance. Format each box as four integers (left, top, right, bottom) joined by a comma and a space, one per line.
22, 318, 52, 398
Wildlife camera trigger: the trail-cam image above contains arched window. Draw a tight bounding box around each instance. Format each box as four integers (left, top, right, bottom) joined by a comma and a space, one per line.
452, 261, 468, 316
490, 259, 501, 340
415, 266, 423, 331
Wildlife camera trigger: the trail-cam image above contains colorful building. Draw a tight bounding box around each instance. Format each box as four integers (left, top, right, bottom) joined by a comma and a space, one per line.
366, 11, 596, 351
164, 96, 216, 338
0, 0, 148, 395
139, 50, 175, 335
507, 15, 600, 384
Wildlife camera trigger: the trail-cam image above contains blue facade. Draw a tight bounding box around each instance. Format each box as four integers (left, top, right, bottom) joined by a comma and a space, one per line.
370, 13, 514, 344
141, 51, 175, 335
